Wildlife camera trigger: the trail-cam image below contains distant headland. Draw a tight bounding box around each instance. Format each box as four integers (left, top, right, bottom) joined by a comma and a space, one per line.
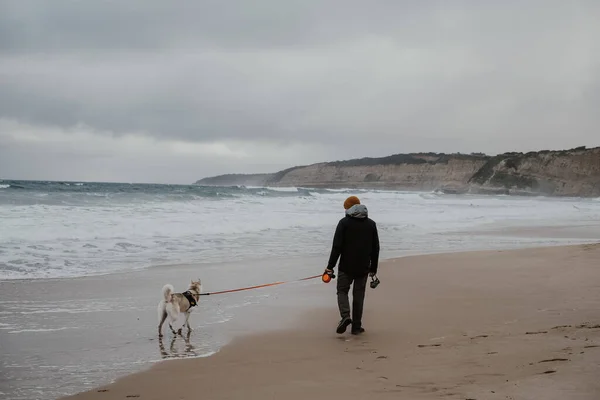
196, 146, 600, 197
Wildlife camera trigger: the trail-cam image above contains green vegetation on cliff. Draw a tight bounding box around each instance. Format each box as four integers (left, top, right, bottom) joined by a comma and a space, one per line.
469, 155, 539, 190
329, 152, 489, 167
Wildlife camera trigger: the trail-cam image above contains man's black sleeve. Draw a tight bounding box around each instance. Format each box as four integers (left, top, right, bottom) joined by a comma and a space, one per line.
369, 221, 380, 274
326, 220, 344, 270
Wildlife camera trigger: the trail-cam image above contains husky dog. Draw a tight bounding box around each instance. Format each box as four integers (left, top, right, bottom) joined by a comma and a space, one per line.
157, 279, 202, 337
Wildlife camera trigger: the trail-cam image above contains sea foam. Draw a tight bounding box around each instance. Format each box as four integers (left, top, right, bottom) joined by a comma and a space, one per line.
1, 182, 599, 280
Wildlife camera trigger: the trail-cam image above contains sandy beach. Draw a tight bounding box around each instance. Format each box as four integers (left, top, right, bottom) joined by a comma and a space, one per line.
60, 243, 600, 400
4, 182, 600, 399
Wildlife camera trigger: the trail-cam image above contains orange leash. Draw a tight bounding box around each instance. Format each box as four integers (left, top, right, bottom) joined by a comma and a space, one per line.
199, 274, 322, 296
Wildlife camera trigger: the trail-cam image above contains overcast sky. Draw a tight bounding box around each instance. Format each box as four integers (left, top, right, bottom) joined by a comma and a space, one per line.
1, 1, 599, 183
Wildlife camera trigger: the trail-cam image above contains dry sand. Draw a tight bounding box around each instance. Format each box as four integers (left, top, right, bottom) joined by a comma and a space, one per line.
62, 244, 600, 400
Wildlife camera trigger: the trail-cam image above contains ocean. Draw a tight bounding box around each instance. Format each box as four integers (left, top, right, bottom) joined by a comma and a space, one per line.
1, 180, 599, 399
2, 180, 599, 281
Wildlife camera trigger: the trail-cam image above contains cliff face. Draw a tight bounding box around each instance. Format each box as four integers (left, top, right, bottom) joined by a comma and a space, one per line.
468, 147, 600, 197
272, 154, 488, 191
195, 147, 600, 197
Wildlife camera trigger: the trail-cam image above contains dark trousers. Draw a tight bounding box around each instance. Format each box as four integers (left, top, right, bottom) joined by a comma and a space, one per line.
336, 271, 368, 327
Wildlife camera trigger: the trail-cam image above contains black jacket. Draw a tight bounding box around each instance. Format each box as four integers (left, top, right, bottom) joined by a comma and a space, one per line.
327, 204, 380, 276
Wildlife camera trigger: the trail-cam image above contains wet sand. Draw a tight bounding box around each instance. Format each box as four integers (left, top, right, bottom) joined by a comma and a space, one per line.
62, 243, 600, 400
3, 220, 598, 399
0, 256, 326, 400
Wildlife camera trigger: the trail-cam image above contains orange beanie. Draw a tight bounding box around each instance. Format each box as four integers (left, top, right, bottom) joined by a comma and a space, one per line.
343, 196, 361, 210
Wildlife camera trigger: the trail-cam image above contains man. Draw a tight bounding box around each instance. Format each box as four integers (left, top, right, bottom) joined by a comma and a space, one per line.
325, 196, 380, 335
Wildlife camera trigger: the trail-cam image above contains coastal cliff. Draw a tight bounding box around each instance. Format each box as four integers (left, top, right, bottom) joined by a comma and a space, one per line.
468, 146, 600, 197
196, 147, 600, 197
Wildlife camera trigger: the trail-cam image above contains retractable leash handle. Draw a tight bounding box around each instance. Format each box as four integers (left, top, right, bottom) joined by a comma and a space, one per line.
322, 270, 336, 283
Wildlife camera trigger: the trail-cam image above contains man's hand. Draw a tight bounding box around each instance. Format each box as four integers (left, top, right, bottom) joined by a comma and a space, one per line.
368, 271, 376, 277
325, 268, 333, 275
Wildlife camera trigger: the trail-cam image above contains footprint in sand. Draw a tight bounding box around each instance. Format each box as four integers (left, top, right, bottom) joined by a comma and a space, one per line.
470, 334, 489, 339
526, 331, 548, 335
393, 384, 452, 395
538, 358, 569, 363
584, 345, 599, 349
417, 344, 441, 348
576, 323, 600, 329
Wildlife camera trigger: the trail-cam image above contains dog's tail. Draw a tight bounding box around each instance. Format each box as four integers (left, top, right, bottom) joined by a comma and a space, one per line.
162, 284, 174, 303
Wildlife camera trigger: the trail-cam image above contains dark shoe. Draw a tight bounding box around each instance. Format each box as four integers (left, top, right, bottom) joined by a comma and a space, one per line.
351, 326, 365, 335
336, 317, 352, 334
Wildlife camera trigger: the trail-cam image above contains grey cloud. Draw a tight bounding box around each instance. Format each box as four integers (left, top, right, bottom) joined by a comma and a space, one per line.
0, 124, 333, 183
2, 1, 597, 52
0, 0, 419, 52
1, 0, 600, 163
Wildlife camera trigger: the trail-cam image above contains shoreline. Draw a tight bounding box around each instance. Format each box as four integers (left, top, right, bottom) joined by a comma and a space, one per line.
3, 231, 598, 283
61, 243, 600, 400
0, 254, 331, 400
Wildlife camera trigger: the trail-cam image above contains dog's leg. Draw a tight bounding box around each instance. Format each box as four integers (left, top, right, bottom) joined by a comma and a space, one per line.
170, 336, 177, 355
184, 311, 192, 332
158, 336, 168, 358
177, 316, 183, 335
169, 314, 177, 335
184, 329, 196, 356
158, 310, 168, 337
168, 304, 180, 335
